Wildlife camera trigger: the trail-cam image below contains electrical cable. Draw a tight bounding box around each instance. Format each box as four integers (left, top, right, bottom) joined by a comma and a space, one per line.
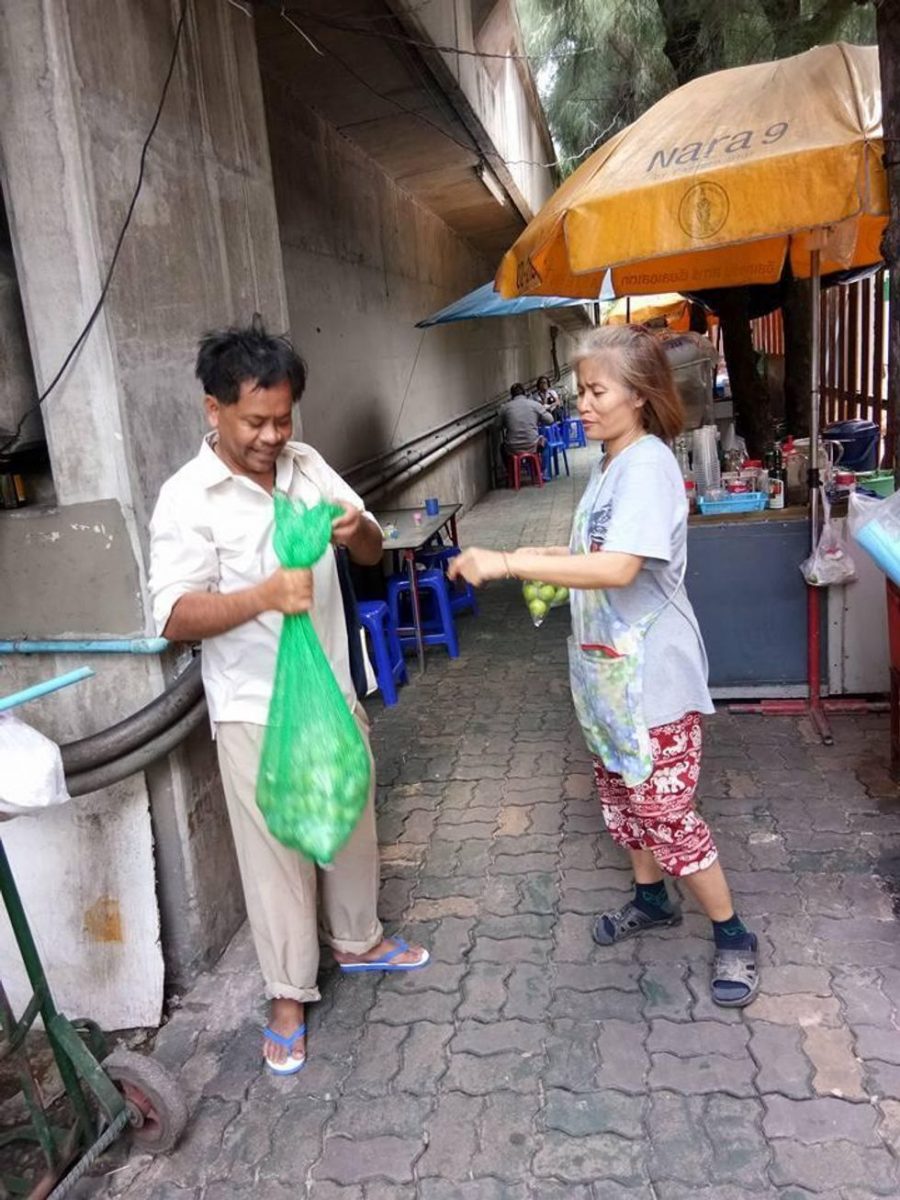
504, 105, 626, 168
277, 10, 482, 161
274, 7, 611, 175
0, 0, 191, 457
282, 7, 605, 62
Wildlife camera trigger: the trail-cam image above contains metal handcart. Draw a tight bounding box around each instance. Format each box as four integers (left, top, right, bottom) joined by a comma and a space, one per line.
0, 668, 187, 1199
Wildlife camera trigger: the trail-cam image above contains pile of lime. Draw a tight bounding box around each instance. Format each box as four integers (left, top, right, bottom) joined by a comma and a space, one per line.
522, 580, 569, 626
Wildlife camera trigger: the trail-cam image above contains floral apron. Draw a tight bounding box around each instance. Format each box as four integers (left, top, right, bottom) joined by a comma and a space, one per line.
567, 454, 685, 788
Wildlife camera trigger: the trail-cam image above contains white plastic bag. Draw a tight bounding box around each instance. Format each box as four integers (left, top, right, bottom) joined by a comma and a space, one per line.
849, 488, 900, 585
0, 714, 70, 816
800, 489, 857, 587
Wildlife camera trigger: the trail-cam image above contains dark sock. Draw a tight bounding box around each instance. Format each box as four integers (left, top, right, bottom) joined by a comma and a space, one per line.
633, 879, 673, 919
712, 913, 754, 952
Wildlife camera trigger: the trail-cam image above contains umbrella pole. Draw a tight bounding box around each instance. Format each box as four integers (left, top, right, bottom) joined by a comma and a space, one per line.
805, 249, 831, 744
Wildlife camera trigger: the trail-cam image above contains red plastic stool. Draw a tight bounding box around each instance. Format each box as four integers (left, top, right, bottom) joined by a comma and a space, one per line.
507, 451, 544, 490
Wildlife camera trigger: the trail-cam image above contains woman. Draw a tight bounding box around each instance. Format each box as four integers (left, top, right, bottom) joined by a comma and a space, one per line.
535, 375, 564, 423
449, 325, 758, 1007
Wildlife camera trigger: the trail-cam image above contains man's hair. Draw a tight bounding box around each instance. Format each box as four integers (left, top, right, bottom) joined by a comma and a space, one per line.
510, 382, 526, 398
195, 320, 308, 405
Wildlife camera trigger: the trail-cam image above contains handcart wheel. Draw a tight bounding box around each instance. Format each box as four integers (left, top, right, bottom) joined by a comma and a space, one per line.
103, 1048, 188, 1154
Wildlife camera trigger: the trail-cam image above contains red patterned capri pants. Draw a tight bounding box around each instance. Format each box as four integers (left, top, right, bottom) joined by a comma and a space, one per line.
592, 711, 718, 878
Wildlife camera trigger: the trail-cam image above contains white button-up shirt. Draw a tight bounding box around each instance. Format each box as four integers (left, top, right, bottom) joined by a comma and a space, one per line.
149, 436, 375, 728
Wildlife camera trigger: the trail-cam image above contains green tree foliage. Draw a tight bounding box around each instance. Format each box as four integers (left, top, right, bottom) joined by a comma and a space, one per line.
518, 0, 877, 453
521, 0, 876, 168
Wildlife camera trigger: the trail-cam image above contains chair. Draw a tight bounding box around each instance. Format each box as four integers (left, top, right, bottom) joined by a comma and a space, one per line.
416, 544, 478, 616
563, 417, 587, 449
358, 599, 407, 706
386, 568, 459, 659
542, 423, 570, 481
506, 450, 544, 490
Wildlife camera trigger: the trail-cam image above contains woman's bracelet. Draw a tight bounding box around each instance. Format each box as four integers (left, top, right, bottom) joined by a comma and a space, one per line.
502, 552, 513, 579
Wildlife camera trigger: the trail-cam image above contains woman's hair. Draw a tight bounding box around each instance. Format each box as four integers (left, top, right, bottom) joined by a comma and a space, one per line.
537, 375, 550, 389
572, 324, 685, 441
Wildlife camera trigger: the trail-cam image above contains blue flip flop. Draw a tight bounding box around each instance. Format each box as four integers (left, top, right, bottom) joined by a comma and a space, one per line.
338, 937, 430, 974
263, 1023, 306, 1075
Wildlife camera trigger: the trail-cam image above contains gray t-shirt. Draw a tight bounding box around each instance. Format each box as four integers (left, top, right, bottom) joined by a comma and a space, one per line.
501, 395, 554, 451
569, 435, 714, 729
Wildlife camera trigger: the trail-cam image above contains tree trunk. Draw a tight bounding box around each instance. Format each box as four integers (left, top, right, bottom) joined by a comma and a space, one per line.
874, 0, 900, 481
657, 0, 705, 85
656, 0, 724, 86
717, 288, 773, 458
782, 277, 813, 438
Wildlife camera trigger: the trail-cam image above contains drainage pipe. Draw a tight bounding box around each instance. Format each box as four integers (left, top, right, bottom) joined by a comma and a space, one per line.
65, 697, 208, 797
352, 411, 499, 501
60, 656, 204, 775
347, 405, 500, 499
362, 418, 495, 504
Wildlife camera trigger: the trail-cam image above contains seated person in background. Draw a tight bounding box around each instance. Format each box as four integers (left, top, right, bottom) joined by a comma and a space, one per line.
501, 382, 554, 455
534, 375, 564, 422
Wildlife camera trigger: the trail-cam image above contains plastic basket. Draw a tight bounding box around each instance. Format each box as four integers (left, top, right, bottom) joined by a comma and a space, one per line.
697, 491, 769, 516
856, 470, 894, 498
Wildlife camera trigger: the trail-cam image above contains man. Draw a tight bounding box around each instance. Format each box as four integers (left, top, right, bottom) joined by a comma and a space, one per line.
501, 381, 554, 454
149, 323, 428, 1077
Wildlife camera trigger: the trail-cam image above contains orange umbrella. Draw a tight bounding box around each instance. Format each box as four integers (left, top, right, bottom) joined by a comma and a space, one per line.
496, 43, 886, 744
496, 43, 885, 299
603, 292, 690, 328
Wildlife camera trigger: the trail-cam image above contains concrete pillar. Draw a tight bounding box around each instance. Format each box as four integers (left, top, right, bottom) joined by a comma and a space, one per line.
0, 0, 290, 1013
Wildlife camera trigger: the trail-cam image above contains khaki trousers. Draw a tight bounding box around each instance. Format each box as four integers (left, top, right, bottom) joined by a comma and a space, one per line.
215, 708, 383, 1003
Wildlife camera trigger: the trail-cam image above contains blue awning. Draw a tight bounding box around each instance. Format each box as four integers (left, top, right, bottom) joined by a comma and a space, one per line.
415, 282, 592, 328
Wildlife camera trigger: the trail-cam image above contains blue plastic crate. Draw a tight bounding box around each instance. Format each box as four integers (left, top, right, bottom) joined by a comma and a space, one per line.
697, 491, 769, 516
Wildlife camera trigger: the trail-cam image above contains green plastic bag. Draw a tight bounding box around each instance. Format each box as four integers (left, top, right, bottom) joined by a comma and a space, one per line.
256, 492, 372, 864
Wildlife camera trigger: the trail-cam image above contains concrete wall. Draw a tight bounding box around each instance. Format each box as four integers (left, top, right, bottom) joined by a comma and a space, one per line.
0, 0, 564, 1018
258, 61, 545, 477
0, 0, 287, 1016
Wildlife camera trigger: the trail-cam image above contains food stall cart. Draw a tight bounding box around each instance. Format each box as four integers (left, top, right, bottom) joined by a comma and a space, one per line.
494, 41, 889, 741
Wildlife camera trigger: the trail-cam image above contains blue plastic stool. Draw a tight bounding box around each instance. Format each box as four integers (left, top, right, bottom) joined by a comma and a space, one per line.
358, 599, 407, 706
415, 545, 478, 616
564, 417, 587, 448
542, 423, 570, 480
387, 568, 460, 659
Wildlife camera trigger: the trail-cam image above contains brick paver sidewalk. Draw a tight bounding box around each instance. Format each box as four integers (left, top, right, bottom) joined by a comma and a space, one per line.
89, 447, 900, 1199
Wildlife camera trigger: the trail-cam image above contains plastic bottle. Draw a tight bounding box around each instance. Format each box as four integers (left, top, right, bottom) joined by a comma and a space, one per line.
768, 444, 785, 509
674, 434, 691, 478
684, 473, 697, 514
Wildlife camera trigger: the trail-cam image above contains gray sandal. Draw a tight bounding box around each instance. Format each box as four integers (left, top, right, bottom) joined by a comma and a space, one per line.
593, 900, 682, 946
710, 935, 760, 1007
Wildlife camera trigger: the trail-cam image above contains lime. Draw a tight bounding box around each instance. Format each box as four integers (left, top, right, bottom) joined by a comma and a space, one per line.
528, 599, 549, 621
538, 584, 557, 603
523, 582, 538, 602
